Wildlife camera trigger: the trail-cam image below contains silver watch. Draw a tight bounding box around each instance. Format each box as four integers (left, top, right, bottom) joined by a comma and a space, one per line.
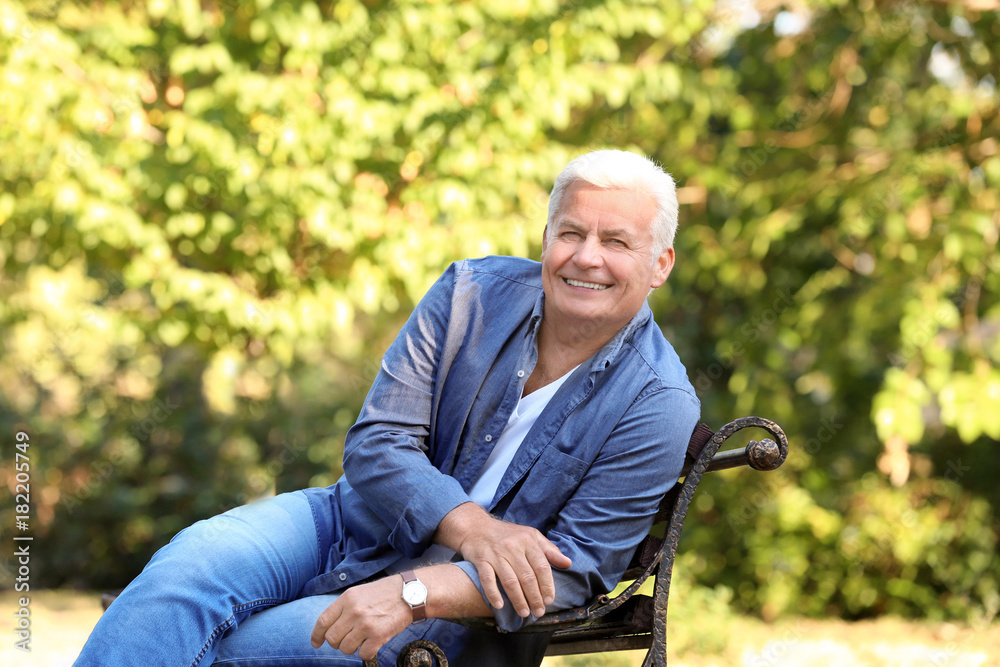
399, 570, 427, 624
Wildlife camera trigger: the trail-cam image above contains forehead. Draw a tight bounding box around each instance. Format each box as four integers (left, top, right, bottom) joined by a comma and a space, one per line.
555, 182, 656, 229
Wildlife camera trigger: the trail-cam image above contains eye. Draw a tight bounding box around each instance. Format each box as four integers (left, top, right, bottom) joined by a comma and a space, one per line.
605, 238, 628, 248
560, 230, 583, 240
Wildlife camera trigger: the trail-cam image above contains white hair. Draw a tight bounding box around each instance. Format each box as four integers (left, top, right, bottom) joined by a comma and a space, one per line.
546, 150, 679, 256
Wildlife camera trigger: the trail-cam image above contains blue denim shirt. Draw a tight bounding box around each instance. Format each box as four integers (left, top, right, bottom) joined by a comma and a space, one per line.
302, 256, 699, 637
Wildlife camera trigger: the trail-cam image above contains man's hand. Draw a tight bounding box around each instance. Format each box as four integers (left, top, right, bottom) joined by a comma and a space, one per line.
310, 576, 410, 661
435, 503, 572, 618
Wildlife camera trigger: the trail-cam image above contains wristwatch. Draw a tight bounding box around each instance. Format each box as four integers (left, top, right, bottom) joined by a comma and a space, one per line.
399, 570, 427, 624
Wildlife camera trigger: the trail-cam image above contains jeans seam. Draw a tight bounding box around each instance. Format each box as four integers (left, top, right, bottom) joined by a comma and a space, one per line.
307, 492, 331, 575
308, 497, 323, 560
190, 598, 290, 667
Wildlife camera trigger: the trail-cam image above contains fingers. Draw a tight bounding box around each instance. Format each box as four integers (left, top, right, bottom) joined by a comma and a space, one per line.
476, 562, 504, 610
526, 542, 556, 608
463, 520, 575, 618
496, 557, 535, 617
310, 579, 409, 658
475, 553, 539, 617
311, 613, 386, 659
310, 603, 342, 648
520, 539, 565, 615
335, 627, 365, 658
534, 534, 571, 607
319, 621, 372, 659
357, 639, 382, 662
541, 538, 573, 570
480, 543, 556, 617
507, 532, 569, 616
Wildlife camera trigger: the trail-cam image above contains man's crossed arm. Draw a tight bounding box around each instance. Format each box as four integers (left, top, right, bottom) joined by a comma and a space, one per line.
310, 501, 571, 660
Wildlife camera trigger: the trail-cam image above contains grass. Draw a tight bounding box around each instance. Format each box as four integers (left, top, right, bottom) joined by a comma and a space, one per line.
543, 616, 998, 667
2, 589, 997, 666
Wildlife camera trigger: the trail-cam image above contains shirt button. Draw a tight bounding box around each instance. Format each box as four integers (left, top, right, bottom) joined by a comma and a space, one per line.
517, 370, 525, 378
485, 434, 493, 442
338, 573, 347, 581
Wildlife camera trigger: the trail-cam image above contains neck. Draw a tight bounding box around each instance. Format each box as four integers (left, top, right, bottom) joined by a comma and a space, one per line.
523, 314, 617, 396
539, 302, 640, 358
537, 316, 611, 364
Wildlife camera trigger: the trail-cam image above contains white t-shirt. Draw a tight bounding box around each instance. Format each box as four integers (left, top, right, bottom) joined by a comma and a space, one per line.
387, 366, 579, 572
465, 368, 577, 507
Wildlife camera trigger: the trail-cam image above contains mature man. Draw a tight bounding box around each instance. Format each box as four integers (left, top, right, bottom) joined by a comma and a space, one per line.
75, 149, 700, 666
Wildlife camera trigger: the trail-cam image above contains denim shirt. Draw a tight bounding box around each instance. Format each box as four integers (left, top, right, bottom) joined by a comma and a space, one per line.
302, 256, 700, 635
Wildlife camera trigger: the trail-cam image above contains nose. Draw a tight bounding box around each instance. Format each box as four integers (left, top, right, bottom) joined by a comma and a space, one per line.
573, 234, 603, 269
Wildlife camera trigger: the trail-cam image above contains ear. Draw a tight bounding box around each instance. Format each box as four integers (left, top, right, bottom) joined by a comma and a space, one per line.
650, 247, 675, 289
541, 224, 549, 255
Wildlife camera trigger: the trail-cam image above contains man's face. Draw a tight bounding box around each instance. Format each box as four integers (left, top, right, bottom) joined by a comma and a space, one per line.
541, 181, 675, 337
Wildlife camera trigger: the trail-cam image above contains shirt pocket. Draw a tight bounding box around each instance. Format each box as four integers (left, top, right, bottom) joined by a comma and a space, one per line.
506, 446, 590, 532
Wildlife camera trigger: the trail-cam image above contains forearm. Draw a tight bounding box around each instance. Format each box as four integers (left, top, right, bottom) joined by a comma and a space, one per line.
418, 563, 493, 619
310, 563, 492, 658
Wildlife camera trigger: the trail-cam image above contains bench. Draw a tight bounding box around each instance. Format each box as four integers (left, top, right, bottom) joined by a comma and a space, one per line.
386, 415, 789, 667
100, 415, 787, 667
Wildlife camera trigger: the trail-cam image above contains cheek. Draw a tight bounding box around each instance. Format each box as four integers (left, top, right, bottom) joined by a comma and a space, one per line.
622, 270, 654, 292
606, 258, 638, 284
544, 247, 571, 268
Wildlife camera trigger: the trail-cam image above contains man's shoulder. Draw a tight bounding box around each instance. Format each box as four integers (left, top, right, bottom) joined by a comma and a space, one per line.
454, 255, 543, 290
627, 316, 698, 400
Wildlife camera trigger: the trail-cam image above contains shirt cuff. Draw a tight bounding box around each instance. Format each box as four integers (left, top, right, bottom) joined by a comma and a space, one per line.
388, 475, 471, 557
452, 561, 540, 632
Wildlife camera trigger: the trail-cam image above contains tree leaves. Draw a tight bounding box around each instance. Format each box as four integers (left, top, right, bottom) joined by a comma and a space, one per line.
0, 0, 997, 616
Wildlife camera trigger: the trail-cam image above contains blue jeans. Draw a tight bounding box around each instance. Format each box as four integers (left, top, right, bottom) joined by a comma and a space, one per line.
75, 492, 370, 666
74, 490, 550, 666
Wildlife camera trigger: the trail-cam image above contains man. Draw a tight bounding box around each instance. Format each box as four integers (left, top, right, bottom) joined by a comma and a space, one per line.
75, 149, 700, 666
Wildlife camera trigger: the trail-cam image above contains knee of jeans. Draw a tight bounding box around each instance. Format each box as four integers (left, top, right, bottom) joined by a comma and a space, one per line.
155, 514, 247, 571
169, 514, 226, 547
164, 498, 306, 560
153, 494, 318, 581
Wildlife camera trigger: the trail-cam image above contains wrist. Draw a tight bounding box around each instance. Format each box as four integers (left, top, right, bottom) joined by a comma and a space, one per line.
415, 563, 495, 619
436, 502, 488, 551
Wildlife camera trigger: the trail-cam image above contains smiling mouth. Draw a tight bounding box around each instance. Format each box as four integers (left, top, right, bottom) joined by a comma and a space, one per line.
564, 278, 610, 291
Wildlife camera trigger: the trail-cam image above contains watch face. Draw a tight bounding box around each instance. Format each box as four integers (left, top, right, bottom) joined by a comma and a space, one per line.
402, 580, 427, 605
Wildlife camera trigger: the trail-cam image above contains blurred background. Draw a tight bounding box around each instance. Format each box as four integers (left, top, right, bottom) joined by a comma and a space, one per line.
1, 0, 998, 663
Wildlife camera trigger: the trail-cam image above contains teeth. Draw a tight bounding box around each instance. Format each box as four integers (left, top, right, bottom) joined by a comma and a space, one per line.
565, 278, 610, 290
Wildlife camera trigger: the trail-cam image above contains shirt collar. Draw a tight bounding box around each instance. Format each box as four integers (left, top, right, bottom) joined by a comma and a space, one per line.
526, 291, 545, 338
587, 301, 652, 373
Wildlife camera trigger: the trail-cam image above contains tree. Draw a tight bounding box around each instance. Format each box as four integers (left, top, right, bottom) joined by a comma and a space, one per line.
1, 0, 997, 621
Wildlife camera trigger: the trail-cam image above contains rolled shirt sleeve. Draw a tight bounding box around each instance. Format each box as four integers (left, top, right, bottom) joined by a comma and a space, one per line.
342, 263, 474, 558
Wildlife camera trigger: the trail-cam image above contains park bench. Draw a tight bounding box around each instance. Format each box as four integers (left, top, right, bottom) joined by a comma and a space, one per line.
101, 415, 787, 667
386, 415, 789, 667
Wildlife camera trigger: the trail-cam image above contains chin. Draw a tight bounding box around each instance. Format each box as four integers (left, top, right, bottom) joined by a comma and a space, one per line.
566, 306, 610, 324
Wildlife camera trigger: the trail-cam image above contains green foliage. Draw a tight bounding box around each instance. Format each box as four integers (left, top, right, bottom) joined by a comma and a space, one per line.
703, 473, 998, 621
664, 562, 735, 656
0, 0, 998, 623
558, 654, 635, 667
